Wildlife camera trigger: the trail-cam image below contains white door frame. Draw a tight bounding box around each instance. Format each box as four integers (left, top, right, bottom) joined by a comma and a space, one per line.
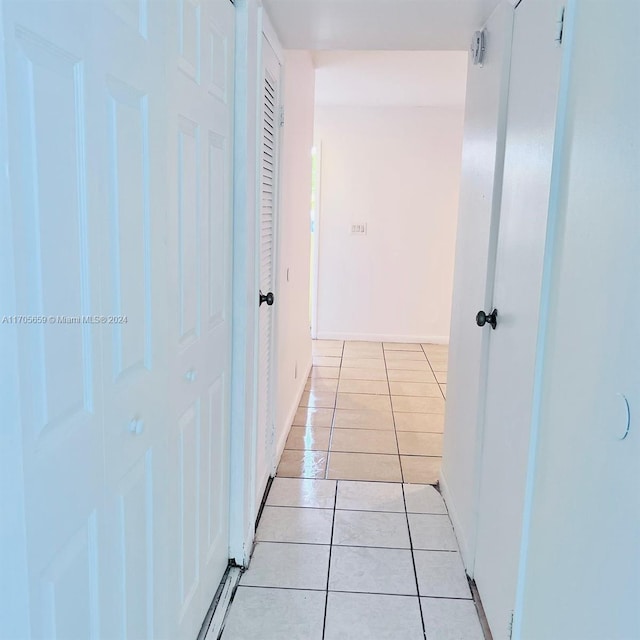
310, 143, 321, 340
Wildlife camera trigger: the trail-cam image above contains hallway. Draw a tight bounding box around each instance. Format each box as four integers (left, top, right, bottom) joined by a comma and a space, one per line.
278, 340, 448, 484
219, 341, 488, 639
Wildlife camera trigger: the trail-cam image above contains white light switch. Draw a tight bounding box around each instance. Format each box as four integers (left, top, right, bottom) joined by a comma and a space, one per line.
351, 223, 367, 235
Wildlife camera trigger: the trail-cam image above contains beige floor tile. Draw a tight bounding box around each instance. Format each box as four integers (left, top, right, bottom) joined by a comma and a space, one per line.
394, 413, 445, 433
293, 406, 334, 427
305, 378, 339, 393
257, 506, 334, 544
421, 343, 449, 354
266, 477, 337, 509
221, 587, 325, 640
384, 350, 427, 362
420, 598, 484, 640
299, 390, 337, 409
285, 426, 331, 451
414, 551, 471, 599
401, 456, 441, 484
392, 396, 445, 414
440, 384, 447, 398
332, 510, 410, 548
341, 357, 386, 370
315, 339, 344, 347
277, 450, 328, 478
389, 382, 442, 397
328, 546, 416, 595
338, 379, 389, 395
434, 371, 447, 383
312, 346, 343, 358
346, 340, 382, 348
330, 429, 398, 454
337, 393, 392, 412
327, 452, 402, 482
403, 484, 447, 515
339, 367, 387, 381
333, 409, 395, 430
310, 366, 340, 379
427, 357, 448, 372
397, 432, 444, 456
336, 481, 405, 512
343, 346, 384, 358
313, 356, 342, 368
386, 360, 431, 371
387, 369, 436, 383
325, 593, 424, 640
240, 542, 331, 590
408, 514, 458, 551
383, 342, 422, 351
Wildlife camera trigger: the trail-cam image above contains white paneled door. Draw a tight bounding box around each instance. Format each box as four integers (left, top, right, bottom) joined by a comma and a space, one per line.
3, 4, 105, 638
472, 1, 564, 638
256, 35, 281, 503
1, 1, 235, 638
166, 0, 235, 636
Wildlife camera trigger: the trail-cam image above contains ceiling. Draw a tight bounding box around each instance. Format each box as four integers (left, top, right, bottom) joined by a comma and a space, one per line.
314, 51, 468, 107
262, 0, 503, 51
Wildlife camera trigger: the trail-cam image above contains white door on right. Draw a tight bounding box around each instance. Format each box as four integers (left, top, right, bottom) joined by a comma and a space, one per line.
472, 1, 565, 638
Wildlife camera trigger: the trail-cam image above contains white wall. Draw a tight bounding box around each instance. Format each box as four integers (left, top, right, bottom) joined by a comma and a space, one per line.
315, 105, 465, 343
515, 1, 640, 638
273, 50, 315, 456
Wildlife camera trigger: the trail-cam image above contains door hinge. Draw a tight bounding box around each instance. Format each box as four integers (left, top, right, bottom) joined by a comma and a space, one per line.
279, 105, 285, 127
509, 610, 515, 639
555, 6, 565, 45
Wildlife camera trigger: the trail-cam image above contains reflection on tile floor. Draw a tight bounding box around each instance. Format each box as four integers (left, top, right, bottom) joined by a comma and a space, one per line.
221, 479, 485, 639
279, 340, 448, 484
219, 342, 487, 639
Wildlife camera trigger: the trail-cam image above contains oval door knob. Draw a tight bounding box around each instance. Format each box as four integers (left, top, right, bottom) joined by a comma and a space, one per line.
184, 369, 197, 383
128, 418, 144, 436
476, 308, 498, 330
259, 290, 274, 306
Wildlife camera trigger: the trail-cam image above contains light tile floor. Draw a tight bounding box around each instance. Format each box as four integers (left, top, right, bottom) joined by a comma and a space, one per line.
221, 479, 485, 639
279, 340, 448, 484
219, 342, 486, 638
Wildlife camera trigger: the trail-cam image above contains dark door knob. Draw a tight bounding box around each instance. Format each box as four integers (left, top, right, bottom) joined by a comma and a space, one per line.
259, 290, 274, 307
476, 308, 498, 330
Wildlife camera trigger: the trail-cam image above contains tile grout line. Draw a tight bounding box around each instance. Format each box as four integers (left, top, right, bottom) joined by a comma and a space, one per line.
381, 344, 404, 483
421, 344, 446, 402
401, 483, 429, 640
324, 340, 345, 479
238, 583, 473, 601
321, 480, 339, 639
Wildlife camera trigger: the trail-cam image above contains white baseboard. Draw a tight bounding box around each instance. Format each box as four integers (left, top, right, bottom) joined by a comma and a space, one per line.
439, 469, 474, 574
274, 357, 312, 463
203, 566, 242, 640
316, 331, 449, 345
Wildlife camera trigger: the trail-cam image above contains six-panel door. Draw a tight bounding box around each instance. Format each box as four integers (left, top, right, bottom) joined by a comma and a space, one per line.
1, 1, 235, 638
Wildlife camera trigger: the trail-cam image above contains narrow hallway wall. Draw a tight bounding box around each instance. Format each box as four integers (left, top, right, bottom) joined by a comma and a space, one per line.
315, 105, 465, 343
273, 50, 316, 456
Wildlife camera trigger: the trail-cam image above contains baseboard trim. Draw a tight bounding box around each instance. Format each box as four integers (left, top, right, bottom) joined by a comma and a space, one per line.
316, 332, 449, 345
274, 357, 312, 463
439, 469, 473, 573
201, 565, 242, 640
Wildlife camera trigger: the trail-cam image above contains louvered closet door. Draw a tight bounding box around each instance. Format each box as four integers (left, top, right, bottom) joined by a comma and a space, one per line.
256, 35, 281, 502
